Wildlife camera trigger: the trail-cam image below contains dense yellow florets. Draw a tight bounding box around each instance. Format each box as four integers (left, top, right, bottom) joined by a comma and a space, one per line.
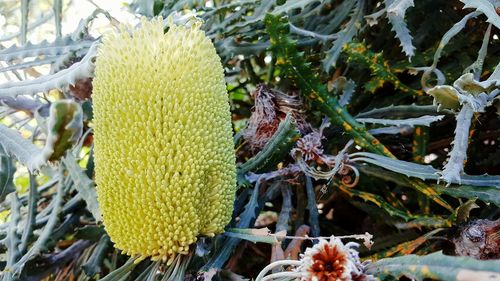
92, 18, 236, 261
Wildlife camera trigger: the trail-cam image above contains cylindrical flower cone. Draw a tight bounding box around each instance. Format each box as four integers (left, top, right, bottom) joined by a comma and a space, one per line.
92, 18, 236, 262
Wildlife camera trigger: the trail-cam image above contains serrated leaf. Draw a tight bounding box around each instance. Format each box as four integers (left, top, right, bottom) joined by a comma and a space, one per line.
265, 15, 392, 156
0, 43, 97, 98
271, 0, 321, 15
461, 0, 500, 29
386, 0, 415, 58
332, 77, 357, 106
319, 0, 356, 32
0, 37, 94, 61
222, 0, 277, 35
239, 113, 300, 174
366, 251, 500, 280
224, 228, 279, 244
433, 184, 500, 206
322, 0, 365, 72
0, 57, 59, 73
356, 115, 444, 127
459, 174, 500, 187
369, 126, 409, 135
344, 42, 419, 95
356, 104, 450, 119
351, 152, 440, 180
440, 105, 473, 184
224, 0, 320, 37
351, 152, 500, 187
63, 154, 101, 221
0, 124, 44, 171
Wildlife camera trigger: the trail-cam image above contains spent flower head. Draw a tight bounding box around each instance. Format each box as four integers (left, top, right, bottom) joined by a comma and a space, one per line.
255, 236, 374, 281
296, 237, 374, 281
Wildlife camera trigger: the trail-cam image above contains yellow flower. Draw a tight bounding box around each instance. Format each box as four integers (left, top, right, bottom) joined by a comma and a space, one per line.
92, 17, 236, 262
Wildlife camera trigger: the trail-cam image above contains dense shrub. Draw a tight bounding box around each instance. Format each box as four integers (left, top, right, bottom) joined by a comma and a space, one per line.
0, 0, 499, 280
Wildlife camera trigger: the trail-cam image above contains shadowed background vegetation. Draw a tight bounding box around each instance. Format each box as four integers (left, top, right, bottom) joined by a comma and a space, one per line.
0, 0, 499, 280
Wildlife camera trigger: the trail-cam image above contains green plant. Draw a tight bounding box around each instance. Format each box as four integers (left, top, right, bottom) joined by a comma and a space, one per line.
0, 0, 499, 280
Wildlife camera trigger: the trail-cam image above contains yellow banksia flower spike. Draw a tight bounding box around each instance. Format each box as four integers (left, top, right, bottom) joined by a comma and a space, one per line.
92, 17, 236, 262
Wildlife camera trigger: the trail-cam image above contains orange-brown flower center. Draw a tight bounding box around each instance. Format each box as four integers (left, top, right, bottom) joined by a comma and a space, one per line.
308, 243, 349, 281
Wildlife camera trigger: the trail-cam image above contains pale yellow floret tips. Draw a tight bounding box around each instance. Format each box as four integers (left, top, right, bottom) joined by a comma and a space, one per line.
92, 17, 236, 262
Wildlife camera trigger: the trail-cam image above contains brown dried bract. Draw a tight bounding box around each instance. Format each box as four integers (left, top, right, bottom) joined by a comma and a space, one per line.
243, 84, 310, 151
70, 78, 93, 100
293, 118, 332, 165
453, 219, 500, 260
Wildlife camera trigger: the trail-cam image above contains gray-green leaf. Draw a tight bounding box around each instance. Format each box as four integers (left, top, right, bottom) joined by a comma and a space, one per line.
366, 251, 500, 280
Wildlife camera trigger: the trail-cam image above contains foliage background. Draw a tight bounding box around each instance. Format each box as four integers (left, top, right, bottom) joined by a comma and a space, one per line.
0, 0, 499, 280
